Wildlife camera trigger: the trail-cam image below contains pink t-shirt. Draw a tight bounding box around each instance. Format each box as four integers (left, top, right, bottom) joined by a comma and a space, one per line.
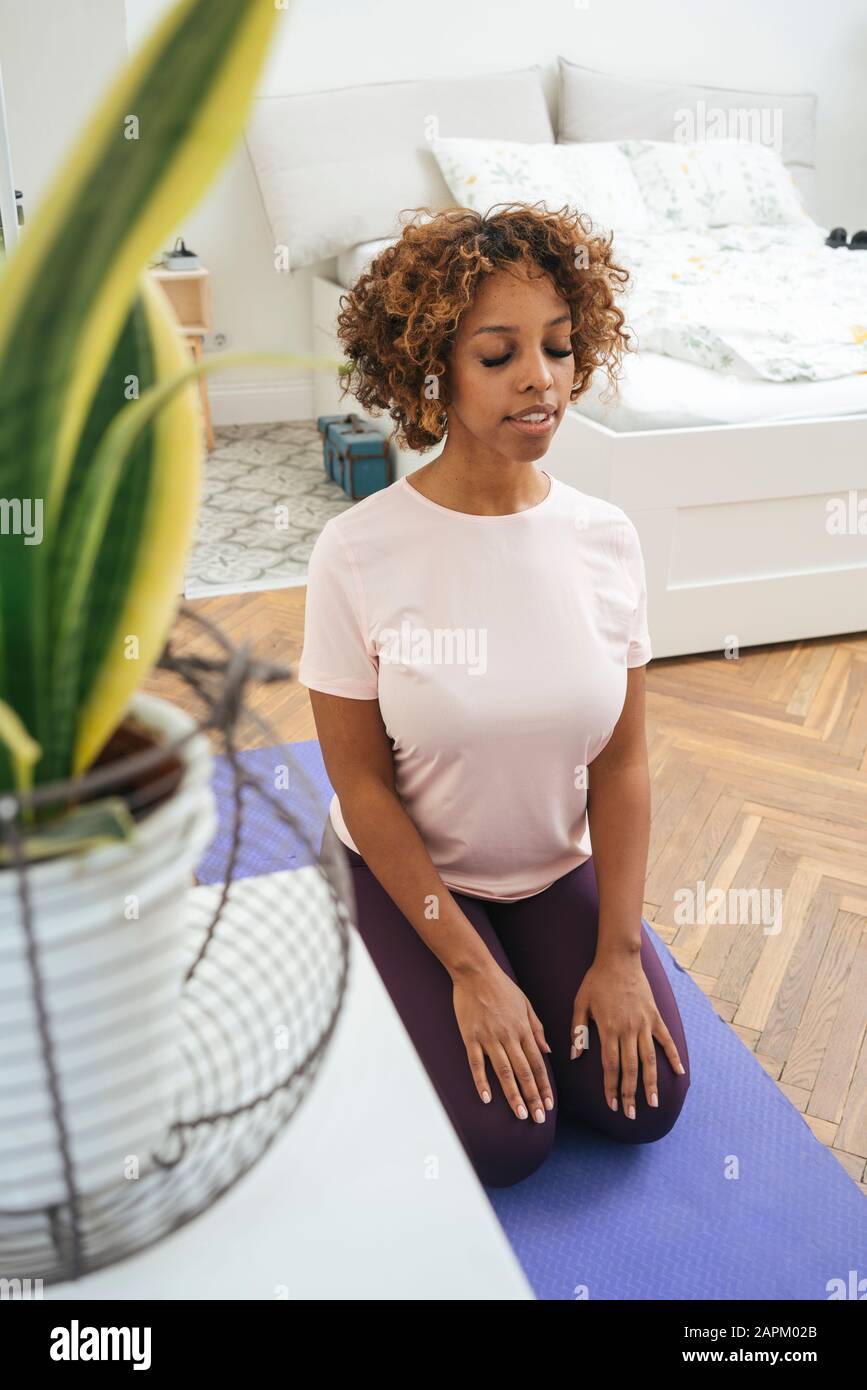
298, 468, 652, 901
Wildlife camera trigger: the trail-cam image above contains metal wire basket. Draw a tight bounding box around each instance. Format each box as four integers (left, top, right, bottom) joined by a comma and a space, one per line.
0, 605, 352, 1284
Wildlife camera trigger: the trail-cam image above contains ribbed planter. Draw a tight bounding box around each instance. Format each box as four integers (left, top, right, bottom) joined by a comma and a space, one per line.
0, 692, 217, 1212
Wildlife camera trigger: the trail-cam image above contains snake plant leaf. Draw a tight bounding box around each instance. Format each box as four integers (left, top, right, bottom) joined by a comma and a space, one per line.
0, 0, 284, 788
46, 284, 161, 780
0, 697, 41, 796
0, 796, 135, 866
51, 273, 202, 779
65, 334, 349, 777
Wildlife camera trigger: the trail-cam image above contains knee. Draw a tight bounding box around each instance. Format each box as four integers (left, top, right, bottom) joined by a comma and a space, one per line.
466, 1107, 558, 1188
616, 1071, 691, 1145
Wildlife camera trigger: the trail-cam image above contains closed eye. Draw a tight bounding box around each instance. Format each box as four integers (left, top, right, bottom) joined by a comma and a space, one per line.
481, 348, 573, 367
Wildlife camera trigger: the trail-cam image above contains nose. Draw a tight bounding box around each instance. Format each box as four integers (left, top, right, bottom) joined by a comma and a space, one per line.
517, 344, 555, 392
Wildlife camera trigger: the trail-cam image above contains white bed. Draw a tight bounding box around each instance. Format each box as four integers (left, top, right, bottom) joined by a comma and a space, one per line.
247, 60, 867, 658
574, 351, 867, 433
334, 233, 867, 433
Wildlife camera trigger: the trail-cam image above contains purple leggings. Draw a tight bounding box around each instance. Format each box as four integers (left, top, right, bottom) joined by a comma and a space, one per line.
337, 837, 692, 1188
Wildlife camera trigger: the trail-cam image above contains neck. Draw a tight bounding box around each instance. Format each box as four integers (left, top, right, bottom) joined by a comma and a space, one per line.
421, 449, 549, 514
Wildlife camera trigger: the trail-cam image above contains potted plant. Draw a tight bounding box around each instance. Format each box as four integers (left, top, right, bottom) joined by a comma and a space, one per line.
0, 0, 335, 1211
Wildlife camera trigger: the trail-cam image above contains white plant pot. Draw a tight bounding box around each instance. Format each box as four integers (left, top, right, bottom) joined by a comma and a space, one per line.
0, 692, 217, 1211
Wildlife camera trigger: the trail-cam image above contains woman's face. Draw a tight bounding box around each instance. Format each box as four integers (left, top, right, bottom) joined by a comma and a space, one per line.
442, 262, 574, 463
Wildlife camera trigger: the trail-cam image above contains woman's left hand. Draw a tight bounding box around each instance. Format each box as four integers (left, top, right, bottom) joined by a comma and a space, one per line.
570, 954, 685, 1118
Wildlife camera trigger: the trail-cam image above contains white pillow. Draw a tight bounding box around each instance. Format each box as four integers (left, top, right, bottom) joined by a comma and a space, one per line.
429, 136, 651, 237
619, 137, 810, 229
555, 142, 652, 233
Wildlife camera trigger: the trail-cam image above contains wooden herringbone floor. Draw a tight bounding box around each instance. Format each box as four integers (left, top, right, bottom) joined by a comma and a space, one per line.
145, 593, 867, 1195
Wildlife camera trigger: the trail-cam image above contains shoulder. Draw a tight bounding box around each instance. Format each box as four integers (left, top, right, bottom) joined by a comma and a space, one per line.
314, 476, 407, 555
550, 477, 638, 557
550, 480, 647, 616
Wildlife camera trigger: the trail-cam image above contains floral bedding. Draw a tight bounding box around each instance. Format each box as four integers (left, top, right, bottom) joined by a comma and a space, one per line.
614, 221, 867, 381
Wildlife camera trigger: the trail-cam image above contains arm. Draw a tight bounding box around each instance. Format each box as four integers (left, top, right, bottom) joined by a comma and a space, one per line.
307, 688, 495, 981
576, 663, 684, 1108
585, 663, 651, 962
309, 686, 555, 1120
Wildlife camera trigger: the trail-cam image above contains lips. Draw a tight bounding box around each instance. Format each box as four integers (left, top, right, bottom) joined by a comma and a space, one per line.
507, 405, 556, 421
505, 412, 556, 436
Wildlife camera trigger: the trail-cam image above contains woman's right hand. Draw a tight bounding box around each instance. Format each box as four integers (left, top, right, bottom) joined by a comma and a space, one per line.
451, 964, 554, 1123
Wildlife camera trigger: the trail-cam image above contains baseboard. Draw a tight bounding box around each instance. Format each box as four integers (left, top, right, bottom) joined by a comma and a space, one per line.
208, 376, 315, 425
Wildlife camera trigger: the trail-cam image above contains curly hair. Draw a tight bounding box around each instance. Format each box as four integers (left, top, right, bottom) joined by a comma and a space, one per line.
335, 201, 634, 452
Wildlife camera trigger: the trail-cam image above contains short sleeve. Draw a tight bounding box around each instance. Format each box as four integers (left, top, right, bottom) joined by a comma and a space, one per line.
618, 516, 653, 668
297, 521, 379, 699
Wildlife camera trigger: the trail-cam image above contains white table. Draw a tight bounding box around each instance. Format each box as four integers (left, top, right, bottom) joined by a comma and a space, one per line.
46, 871, 534, 1300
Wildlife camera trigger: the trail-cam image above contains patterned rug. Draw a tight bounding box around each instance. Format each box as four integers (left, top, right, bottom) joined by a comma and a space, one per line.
183, 421, 357, 598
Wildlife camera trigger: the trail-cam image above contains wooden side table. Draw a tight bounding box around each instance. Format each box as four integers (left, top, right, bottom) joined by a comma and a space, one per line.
148, 266, 215, 450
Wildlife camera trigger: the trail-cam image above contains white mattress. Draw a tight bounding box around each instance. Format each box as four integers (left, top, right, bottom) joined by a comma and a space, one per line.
573, 350, 867, 431
335, 240, 867, 431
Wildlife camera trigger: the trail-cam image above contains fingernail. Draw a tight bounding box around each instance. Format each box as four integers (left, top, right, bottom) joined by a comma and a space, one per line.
627, 1103, 635, 1120
517, 1104, 528, 1119
650, 1092, 658, 1107
481, 1090, 491, 1104
544, 1096, 553, 1110
609, 1097, 618, 1112
570, 1044, 577, 1060
677, 1063, 686, 1075
534, 1107, 545, 1124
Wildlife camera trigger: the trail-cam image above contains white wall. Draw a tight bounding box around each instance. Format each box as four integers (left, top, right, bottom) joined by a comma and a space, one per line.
3, 0, 865, 423
0, 0, 127, 208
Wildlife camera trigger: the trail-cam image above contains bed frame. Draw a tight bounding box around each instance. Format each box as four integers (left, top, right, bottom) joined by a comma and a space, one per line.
545, 407, 867, 658
313, 273, 867, 659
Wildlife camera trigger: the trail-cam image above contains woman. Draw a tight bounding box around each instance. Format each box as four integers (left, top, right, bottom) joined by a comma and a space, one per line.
299, 203, 691, 1188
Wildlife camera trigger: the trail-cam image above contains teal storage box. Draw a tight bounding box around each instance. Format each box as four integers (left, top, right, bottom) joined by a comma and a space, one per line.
316, 413, 391, 500
316, 414, 357, 483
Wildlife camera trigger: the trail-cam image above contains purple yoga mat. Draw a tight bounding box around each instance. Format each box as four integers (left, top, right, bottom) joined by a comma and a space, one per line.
486, 923, 867, 1300
195, 740, 329, 885
197, 741, 867, 1300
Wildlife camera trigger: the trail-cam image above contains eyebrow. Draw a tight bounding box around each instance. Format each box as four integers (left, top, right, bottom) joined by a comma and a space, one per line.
470, 313, 572, 338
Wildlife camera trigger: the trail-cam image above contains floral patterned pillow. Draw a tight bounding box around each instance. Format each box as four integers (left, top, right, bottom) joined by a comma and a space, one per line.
429, 136, 651, 237
555, 142, 651, 233
619, 137, 809, 229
